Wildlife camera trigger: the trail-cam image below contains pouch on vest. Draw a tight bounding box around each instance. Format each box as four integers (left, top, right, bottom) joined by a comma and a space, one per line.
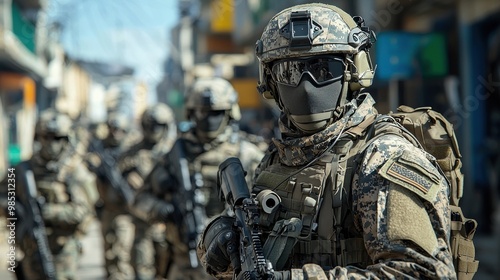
450, 205, 479, 280
263, 218, 303, 270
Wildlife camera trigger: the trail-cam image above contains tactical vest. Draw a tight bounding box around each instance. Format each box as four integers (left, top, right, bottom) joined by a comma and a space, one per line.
34, 157, 97, 238
190, 140, 242, 217
254, 111, 477, 279
254, 116, 375, 270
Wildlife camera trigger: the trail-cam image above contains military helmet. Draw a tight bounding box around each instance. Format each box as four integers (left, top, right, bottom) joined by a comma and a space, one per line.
107, 111, 129, 131
35, 109, 72, 138
185, 77, 241, 142
141, 103, 175, 129
184, 77, 241, 121
255, 3, 376, 99
141, 103, 175, 143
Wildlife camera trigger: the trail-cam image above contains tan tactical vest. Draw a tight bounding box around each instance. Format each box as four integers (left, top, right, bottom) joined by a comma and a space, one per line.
254, 112, 477, 279
254, 120, 375, 270
191, 141, 242, 217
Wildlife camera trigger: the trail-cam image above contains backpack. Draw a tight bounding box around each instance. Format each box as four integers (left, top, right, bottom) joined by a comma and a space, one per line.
388, 105, 479, 280
257, 105, 479, 278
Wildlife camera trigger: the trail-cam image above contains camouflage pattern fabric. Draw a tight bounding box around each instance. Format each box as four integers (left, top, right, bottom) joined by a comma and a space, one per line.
120, 143, 170, 280
131, 219, 156, 280
256, 3, 362, 63
283, 95, 454, 279
185, 77, 239, 112
86, 133, 137, 280
273, 94, 377, 166
101, 209, 135, 280
322, 130, 455, 278
199, 93, 456, 279
19, 152, 96, 280
132, 126, 265, 279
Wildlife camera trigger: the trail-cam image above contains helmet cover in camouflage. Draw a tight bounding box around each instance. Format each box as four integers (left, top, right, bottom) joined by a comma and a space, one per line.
35, 109, 72, 138
185, 77, 241, 121
107, 111, 130, 131
141, 103, 175, 128
255, 3, 370, 64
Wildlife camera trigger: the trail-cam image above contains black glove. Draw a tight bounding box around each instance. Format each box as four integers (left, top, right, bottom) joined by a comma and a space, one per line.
203, 216, 240, 273
156, 201, 182, 226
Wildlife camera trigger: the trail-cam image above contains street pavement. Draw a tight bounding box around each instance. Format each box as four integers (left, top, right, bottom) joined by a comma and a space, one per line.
1, 210, 499, 279
0, 218, 106, 280
77, 219, 106, 280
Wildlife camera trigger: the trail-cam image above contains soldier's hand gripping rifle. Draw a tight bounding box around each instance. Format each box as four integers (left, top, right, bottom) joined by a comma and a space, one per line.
87, 140, 135, 205
167, 139, 207, 268
217, 157, 274, 280
17, 163, 56, 280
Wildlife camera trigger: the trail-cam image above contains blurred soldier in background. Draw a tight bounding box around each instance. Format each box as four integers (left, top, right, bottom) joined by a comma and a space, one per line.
15, 109, 97, 279
130, 77, 265, 280
199, 3, 459, 280
119, 103, 177, 280
86, 111, 137, 280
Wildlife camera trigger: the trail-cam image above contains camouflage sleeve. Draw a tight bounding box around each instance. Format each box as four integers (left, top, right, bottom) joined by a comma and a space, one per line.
239, 141, 265, 185
129, 163, 174, 223
42, 180, 94, 226
76, 167, 99, 208
324, 135, 456, 279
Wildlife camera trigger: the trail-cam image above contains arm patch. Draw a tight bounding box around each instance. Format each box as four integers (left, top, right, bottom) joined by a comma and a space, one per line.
379, 150, 441, 256
386, 185, 439, 256
379, 150, 441, 203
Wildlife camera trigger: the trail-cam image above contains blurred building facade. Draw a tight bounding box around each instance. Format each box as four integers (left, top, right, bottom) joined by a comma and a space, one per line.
0, 0, 102, 179
0, 0, 47, 179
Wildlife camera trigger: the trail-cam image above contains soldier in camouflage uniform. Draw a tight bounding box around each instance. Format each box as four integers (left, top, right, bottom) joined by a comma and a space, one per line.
86, 112, 138, 280
198, 4, 457, 279
130, 77, 265, 280
120, 103, 177, 280
18, 109, 97, 280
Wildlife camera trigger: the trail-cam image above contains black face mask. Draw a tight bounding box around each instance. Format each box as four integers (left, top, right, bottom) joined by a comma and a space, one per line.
277, 74, 343, 117
39, 135, 69, 161
196, 111, 226, 132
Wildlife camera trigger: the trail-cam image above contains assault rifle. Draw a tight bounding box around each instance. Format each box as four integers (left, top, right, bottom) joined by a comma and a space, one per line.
218, 157, 274, 280
17, 162, 56, 280
87, 140, 134, 205
167, 139, 207, 268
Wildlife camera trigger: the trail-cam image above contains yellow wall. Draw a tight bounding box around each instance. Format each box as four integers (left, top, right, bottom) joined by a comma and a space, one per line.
231, 78, 261, 108
210, 0, 234, 33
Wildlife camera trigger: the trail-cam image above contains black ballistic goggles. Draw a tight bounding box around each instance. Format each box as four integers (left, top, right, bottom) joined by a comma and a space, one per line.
271, 56, 345, 87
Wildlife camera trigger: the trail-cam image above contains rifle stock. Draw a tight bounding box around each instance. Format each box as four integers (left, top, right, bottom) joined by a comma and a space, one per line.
168, 139, 207, 268
218, 157, 274, 280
